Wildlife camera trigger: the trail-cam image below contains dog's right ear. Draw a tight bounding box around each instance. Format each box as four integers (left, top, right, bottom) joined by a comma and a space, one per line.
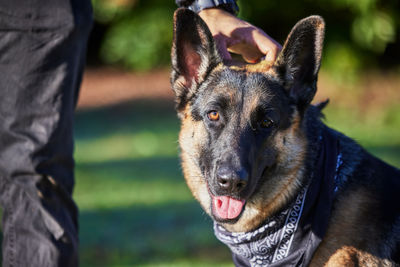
171, 8, 222, 114
272, 16, 325, 112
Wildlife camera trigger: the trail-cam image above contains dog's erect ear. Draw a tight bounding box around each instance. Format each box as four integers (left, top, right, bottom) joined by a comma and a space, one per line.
171, 8, 222, 113
273, 16, 325, 110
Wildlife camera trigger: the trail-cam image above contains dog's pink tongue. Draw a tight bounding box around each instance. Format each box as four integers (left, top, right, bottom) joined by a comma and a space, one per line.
213, 196, 245, 219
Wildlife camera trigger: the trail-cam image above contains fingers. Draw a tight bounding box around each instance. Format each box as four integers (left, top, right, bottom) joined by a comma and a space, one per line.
226, 26, 282, 63
227, 43, 262, 63
253, 29, 282, 63
214, 34, 232, 61
198, 7, 281, 64
227, 30, 281, 64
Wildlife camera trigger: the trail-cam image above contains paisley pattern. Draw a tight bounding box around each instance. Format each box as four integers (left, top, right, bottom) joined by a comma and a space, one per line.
214, 185, 308, 267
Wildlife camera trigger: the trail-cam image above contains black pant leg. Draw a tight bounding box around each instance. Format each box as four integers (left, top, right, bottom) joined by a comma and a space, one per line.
0, 0, 92, 266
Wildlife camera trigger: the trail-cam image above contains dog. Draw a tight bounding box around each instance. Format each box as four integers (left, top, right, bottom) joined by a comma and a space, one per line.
170, 8, 400, 267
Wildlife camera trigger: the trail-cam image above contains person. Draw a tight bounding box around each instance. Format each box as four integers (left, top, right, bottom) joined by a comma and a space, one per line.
0, 0, 279, 266
176, 0, 282, 64
0, 0, 92, 266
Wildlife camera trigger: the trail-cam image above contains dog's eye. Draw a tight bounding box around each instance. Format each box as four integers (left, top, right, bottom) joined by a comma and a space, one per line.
207, 111, 220, 121
260, 118, 273, 128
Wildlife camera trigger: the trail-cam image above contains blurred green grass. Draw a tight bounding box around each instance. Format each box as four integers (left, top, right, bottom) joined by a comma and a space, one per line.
74, 99, 400, 266
323, 103, 400, 166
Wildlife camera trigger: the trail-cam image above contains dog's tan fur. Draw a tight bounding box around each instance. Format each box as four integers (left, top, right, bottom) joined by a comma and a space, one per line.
179, 105, 211, 213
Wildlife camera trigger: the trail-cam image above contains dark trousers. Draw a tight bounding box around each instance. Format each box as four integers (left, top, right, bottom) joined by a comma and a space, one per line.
0, 0, 92, 266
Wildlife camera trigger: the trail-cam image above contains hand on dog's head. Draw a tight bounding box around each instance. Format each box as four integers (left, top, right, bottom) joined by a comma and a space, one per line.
171, 8, 325, 113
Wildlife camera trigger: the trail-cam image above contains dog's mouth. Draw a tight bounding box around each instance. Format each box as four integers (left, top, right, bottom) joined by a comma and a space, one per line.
210, 193, 246, 222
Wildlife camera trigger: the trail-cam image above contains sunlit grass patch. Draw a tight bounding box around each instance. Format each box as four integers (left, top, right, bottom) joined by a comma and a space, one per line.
74, 157, 192, 210
75, 131, 178, 163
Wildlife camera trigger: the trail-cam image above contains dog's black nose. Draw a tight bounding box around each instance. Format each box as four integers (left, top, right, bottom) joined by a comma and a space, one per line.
216, 166, 248, 194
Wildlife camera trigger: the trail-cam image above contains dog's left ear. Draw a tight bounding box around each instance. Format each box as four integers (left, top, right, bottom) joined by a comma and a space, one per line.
273, 16, 325, 110
171, 8, 222, 113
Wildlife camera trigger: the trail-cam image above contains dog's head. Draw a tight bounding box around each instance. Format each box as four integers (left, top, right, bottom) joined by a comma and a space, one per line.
171, 8, 325, 232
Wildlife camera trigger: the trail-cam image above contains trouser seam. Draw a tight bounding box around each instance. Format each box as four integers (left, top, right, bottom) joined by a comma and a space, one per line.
3, 181, 16, 267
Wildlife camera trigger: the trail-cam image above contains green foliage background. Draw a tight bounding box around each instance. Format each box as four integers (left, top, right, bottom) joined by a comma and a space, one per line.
91, 0, 176, 70
91, 0, 399, 80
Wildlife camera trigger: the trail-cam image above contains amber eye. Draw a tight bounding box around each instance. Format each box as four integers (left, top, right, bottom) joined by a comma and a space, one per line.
207, 111, 220, 121
260, 118, 273, 128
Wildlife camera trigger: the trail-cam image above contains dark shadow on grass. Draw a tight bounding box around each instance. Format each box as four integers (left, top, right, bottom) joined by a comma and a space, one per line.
79, 202, 232, 266
74, 99, 180, 141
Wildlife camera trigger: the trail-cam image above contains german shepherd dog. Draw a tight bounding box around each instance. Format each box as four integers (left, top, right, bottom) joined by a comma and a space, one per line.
171, 8, 400, 266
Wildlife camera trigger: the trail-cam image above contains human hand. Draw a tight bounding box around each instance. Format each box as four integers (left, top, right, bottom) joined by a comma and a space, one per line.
199, 8, 281, 64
